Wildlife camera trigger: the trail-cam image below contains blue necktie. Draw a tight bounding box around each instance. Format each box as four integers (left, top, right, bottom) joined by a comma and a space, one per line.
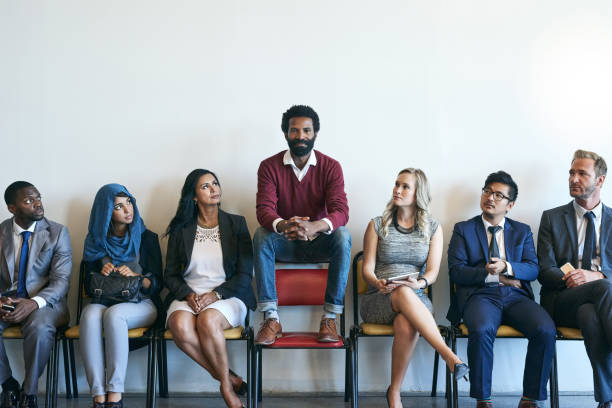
488, 225, 502, 262
582, 211, 596, 271
17, 231, 31, 298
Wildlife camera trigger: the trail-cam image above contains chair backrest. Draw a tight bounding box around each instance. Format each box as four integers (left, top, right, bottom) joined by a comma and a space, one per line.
352, 250, 432, 327
275, 265, 345, 336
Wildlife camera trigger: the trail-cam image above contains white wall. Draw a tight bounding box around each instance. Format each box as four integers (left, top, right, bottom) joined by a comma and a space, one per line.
1, 0, 611, 396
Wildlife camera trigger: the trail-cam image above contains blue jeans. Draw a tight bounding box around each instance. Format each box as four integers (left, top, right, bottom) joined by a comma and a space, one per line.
253, 226, 351, 315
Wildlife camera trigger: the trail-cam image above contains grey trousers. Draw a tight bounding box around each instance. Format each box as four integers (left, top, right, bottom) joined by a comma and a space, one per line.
0, 302, 69, 395
80, 299, 157, 397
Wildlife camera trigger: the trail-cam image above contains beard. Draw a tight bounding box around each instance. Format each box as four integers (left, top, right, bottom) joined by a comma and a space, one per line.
570, 181, 597, 200
287, 137, 316, 157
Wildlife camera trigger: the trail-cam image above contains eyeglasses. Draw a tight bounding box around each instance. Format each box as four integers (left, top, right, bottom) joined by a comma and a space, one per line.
481, 188, 511, 202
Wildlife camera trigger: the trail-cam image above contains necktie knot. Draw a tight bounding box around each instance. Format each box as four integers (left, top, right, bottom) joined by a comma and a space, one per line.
585, 211, 595, 221
21, 230, 31, 241
488, 225, 501, 235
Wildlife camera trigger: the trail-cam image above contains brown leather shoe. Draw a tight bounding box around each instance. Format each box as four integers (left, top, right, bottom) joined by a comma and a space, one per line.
317, 318, 340, 342
254, 318, 282, 345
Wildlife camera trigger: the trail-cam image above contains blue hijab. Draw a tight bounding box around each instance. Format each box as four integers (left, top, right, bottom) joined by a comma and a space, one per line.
83, 184, 146, 264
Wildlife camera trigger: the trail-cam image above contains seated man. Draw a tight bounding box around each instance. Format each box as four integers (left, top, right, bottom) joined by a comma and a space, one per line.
447, 171, 556, 408
0, 182, 71, 408
538, 149, 612, 408
253, 105, 351, 345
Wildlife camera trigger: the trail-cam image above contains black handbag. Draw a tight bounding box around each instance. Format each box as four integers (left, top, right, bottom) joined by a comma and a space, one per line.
85, 271, 143, 305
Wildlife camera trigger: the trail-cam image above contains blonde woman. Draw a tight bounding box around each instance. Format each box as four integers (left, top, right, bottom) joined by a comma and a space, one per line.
360, 168, 468, 408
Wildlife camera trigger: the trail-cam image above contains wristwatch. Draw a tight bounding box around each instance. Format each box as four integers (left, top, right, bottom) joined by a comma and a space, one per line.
213, 291, 222, 300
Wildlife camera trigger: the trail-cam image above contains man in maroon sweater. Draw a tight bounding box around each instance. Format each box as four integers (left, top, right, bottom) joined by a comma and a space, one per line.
253, 105, 351, 345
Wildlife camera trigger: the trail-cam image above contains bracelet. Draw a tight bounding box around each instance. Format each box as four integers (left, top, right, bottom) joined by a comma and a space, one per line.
213, 291, 222, 300
418, 277, 429, 289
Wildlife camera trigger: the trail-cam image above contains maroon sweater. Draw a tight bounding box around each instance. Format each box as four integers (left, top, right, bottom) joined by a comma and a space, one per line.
256, 150, 349, 232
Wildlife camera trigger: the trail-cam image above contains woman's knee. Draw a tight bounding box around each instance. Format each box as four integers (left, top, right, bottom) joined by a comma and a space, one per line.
393, 314, 417, 339
168, 312, 194, 341
196, 310, 225, 335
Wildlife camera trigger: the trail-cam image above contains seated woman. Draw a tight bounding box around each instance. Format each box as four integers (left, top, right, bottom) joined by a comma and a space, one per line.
164, 169, 256, 408
360, 168, 469, 408
81, 184, 162, 408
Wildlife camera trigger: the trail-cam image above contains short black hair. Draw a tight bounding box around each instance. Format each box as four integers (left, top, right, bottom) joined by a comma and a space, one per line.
4, 181, 34, 205
484, 171, 518, 202
281, 105, 320, 134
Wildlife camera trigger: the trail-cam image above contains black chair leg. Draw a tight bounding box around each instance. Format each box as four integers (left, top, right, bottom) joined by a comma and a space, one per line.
257, 347, 262, 403
252, 345, 259, 408
551, 348, 559, 408
344, 343, 350, 402
157, 338, 168, 398
68, 339, 78, 398
431, 350, 440, 397
452, 333, 458, 408
52, 335, 61, 408
353, 334, 359, 408
246, 330, 252, 408
61, 338, 72, 399
145, 336, 158, 408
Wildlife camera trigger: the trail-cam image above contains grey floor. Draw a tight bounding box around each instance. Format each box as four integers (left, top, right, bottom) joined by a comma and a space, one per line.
50, 394, 597, 408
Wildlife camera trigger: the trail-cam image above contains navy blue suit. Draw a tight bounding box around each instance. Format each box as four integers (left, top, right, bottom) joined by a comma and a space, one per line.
447, 215, 556, 401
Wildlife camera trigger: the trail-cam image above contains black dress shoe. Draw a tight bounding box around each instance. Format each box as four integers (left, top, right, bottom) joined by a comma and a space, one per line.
104, 399, 122, 408
598, 402, 611, 408
0, 388, 20, 408
18, 394, 36, 408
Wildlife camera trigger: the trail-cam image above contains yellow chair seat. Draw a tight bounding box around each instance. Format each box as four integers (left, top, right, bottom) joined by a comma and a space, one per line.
164, 326, 244, 340
459, 323, 524, 337
2, 326, 23, 338
360, 323, 394, 335
64, 325, 149, 338
557, 326, 583, 339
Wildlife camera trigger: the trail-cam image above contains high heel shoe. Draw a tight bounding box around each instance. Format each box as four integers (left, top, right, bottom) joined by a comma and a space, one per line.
385, 386, 391, 407
453, 362, 470, 382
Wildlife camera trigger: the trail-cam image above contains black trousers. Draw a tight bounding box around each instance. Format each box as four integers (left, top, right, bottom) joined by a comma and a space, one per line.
553, 279, 612, 403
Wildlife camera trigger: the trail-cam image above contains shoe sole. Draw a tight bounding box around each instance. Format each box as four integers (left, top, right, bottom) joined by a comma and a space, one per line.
317, 336, 340, 343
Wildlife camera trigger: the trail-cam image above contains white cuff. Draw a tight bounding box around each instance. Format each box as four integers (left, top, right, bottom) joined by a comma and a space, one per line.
31, 296, 46, 309
505, 261, 514, 277
321, 218, 333, 234
272, 218, 284, 234
484, 273, 500, 284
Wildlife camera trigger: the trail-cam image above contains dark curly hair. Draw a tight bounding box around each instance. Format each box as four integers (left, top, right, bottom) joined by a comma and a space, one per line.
281, 105, 320, 134
4, 181, 34, 205
483, 171, 518, 202
164, 169, 220, 237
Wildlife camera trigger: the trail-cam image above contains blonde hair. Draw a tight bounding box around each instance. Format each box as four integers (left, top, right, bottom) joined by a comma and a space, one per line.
572, 149, 607, 178
380, 168, 432, 239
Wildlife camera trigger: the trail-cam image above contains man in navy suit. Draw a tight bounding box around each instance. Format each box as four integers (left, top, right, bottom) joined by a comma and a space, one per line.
447, 171, 556, 408
538, 149, 612, 408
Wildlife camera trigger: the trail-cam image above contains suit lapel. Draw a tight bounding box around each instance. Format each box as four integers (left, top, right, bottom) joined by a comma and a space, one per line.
218, 210, 231, 273
474, 217, 489, 261
601, 204, 612, 268
562, 202, 579, 265
503, 220, 513, 262
27, 218, 49, 277
182, 223, 197, 267
1, 221, 15, 283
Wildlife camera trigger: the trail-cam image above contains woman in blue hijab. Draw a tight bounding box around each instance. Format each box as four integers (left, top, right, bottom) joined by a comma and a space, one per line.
80, 184, 162, 408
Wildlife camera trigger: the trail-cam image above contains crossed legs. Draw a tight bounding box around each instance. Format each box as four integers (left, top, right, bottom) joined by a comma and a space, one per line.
167, 309, 242, 408
386, 286, 463, 408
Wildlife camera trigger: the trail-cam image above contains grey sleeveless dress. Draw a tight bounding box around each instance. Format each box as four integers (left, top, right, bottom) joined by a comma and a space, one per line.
360, 216, 438, 324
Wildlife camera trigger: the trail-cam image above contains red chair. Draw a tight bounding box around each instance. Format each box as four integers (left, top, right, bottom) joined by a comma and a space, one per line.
252, 263, 352, 407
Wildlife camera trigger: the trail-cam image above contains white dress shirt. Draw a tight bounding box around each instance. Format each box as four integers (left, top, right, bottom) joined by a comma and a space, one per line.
12, 219, 46, 308
573, 200, 602, 271
272, 150, 333, 234
482, 216, 514, 285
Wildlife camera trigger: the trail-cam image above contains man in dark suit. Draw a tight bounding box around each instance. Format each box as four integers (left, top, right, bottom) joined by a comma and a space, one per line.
538, 149, 612, 408
447, 171, 556, 408
0, 182, 71, 408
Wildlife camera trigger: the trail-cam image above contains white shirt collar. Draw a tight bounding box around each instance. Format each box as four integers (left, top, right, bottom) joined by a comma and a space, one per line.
481, 215, 506, 231
282, 149, 317, 168
573, 200, 603, 220
13, 218, 36, 236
